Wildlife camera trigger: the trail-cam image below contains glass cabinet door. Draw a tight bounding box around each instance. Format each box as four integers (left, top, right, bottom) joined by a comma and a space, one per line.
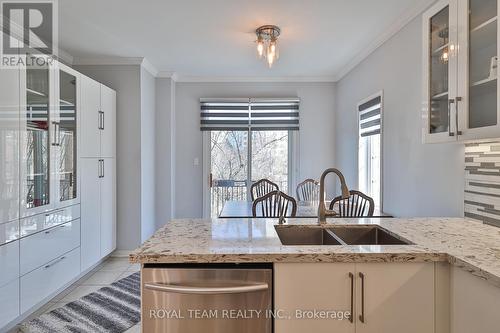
24, 63, 51, 211
57, 70, 78, 203
467, 0, 498, 129
428, 5, 452, 135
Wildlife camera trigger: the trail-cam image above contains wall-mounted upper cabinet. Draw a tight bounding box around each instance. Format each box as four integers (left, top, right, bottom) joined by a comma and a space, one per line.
80, 77, 116, 158
423, 0, 500, 143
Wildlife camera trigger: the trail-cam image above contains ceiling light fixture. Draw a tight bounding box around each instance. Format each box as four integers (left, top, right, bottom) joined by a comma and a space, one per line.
255, 25, 280, 68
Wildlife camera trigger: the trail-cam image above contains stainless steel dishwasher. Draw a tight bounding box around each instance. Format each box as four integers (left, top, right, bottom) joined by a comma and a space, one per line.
142, 264, 273, 333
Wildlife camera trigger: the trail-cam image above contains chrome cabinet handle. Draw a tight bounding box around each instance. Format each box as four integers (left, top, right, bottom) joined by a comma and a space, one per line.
144, 282, 268, 295
98, 111, 104, 130
51, 121, 61, 146
359, 272, 365, 323
44, 224, 66, 234
455, 96, 462, 135
44, 256, 66, 269
448, 99, 455, 137
101, 159, 105, 178
45, 208, 65, 217
349, 272, 354, 323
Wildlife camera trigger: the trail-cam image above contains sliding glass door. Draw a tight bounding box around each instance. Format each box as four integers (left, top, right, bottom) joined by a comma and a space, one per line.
209, 129, 290, 217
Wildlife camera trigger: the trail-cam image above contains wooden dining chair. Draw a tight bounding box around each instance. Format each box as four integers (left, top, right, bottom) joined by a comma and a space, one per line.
252, 191, 297, 218
329, 190, 374, 217
251, 179, 279, 201
296, 179, 320, 202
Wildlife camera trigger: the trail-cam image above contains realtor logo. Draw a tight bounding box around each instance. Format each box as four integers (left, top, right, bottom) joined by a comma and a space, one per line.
1, 0, 57, 68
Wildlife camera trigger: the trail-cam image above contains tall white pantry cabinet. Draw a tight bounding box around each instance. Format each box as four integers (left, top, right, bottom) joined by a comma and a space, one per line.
0, 56, 116, 330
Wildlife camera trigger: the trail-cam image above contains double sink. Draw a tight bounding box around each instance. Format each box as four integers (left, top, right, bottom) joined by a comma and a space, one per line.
274, 225, 412, 246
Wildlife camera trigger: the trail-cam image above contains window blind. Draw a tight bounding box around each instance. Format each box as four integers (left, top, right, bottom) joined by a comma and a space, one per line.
200, 98, 300, 131
359, 95, 381, 137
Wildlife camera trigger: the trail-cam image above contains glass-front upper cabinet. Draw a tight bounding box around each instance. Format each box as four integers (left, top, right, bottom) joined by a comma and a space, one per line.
55, 64, 80, 207
20, 58, 54, 216
422, 0, 459, 143
423, 0, 500, 143
457, 0, 500, 140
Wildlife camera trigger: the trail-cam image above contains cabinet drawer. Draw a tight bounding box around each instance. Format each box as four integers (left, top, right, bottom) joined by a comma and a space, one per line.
20, 204, 80, 238
20, 247, 80, 313
0, 278, 20, 329
0, 219, 19, 246
0, 240, 19, 287
20, 219, 80, 275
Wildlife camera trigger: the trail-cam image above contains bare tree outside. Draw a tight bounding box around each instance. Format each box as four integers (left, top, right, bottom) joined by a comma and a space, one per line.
210, 130, 289, 217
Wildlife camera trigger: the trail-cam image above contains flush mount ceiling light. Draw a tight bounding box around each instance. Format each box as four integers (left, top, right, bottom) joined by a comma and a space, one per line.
255, 25, 280, 68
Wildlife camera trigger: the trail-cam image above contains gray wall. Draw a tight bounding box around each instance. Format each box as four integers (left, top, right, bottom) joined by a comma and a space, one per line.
140, 68, 156, 241
75, 64, 143, 250
173, 82, 336, 218
155, 78, 175, 227
334, 16, 464, 217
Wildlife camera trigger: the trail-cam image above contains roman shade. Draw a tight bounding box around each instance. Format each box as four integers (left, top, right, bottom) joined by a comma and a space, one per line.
200, 98, 300, 131
359, 95, 381, 137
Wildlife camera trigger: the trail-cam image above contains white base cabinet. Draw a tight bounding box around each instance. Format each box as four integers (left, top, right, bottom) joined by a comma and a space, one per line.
0, 279, 20, 328
20, 247, 81, 313
81, 158, 116, 271
450, 266, 500, 333
275, 262, 435, 333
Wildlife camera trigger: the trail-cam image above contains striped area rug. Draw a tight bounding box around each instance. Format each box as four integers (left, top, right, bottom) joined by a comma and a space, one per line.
20, 272, 140, 333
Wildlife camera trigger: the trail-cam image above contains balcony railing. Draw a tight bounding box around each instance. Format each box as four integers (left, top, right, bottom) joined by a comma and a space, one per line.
211, 179, 288, 217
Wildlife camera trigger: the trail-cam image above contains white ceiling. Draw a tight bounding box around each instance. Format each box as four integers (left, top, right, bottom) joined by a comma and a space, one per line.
59, 0, 433, 80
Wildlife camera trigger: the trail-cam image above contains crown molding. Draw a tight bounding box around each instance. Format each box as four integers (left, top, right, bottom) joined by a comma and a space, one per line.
141, 58, 159, 77
157, 71, 178, 81
333, 0, 436, 81
72, 56, 145, 66
175, 75, 337, 83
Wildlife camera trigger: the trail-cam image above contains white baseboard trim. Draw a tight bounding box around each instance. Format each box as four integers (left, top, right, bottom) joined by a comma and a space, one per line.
110, 250, 132, 258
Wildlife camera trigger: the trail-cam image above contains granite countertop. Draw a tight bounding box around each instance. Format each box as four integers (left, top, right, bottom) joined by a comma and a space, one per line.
129, 217, 500, 288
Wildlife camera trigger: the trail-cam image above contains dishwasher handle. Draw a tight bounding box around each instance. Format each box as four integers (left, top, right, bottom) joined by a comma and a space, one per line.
144, 282, 268, 295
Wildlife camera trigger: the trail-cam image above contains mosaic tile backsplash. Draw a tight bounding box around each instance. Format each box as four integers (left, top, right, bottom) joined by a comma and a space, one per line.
465, 141, 500, 228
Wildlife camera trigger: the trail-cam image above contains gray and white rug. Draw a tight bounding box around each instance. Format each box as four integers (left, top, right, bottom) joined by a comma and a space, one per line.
20, 272, 141, 333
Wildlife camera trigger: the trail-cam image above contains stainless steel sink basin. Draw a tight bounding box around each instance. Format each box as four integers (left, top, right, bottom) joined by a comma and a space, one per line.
275, 225, 412, 246
328, 225, 412, 245
274, 226, 343, 245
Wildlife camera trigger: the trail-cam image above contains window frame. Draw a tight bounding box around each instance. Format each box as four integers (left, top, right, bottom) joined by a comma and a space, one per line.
357, 91, 384, 212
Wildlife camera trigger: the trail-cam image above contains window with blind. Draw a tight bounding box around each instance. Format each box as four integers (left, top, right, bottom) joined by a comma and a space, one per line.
201, 98, 299, 217
358, 94, 382, 209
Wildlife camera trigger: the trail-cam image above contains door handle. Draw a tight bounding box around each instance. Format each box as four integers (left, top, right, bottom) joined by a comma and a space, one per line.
448, 99, 455, 137
98, 111, 105, 130
359, 272, 365, 323
44, 256, 66, 269
144, 282, 268, 295
98, 159, 104, 178
349, 272, 354, 323
455, 96, 462, 135
101, 159, 105, 178
51, 121, 60, 146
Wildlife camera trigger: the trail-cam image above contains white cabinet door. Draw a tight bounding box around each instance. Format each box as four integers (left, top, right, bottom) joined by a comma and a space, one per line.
274, 263, 356, 333
450, 266, 500, 333
355, 263, 434, 333
0, 279, 19, 329
422, 0, 459, 143
100, 158, 116, 257
54, 63, 81, 208
19, 60, 56, 217
0, 240, 19, 287
80, 77, 101, 158
0, 68, 20, 225
80, 158, 101, 271
100, 85, 116, 158
456, 0, 500, 140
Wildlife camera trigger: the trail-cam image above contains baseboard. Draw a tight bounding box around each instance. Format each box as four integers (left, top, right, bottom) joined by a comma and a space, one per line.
111, 250, 133, 258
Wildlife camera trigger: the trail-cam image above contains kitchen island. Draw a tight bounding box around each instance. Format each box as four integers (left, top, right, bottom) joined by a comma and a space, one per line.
130, 217, 500, 333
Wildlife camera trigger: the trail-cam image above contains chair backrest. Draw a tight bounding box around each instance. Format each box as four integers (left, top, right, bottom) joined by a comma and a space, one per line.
252, 191, 297, 218
251, 179, 279, 201
296, 179, 320, 202
329, 190, 374, 217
